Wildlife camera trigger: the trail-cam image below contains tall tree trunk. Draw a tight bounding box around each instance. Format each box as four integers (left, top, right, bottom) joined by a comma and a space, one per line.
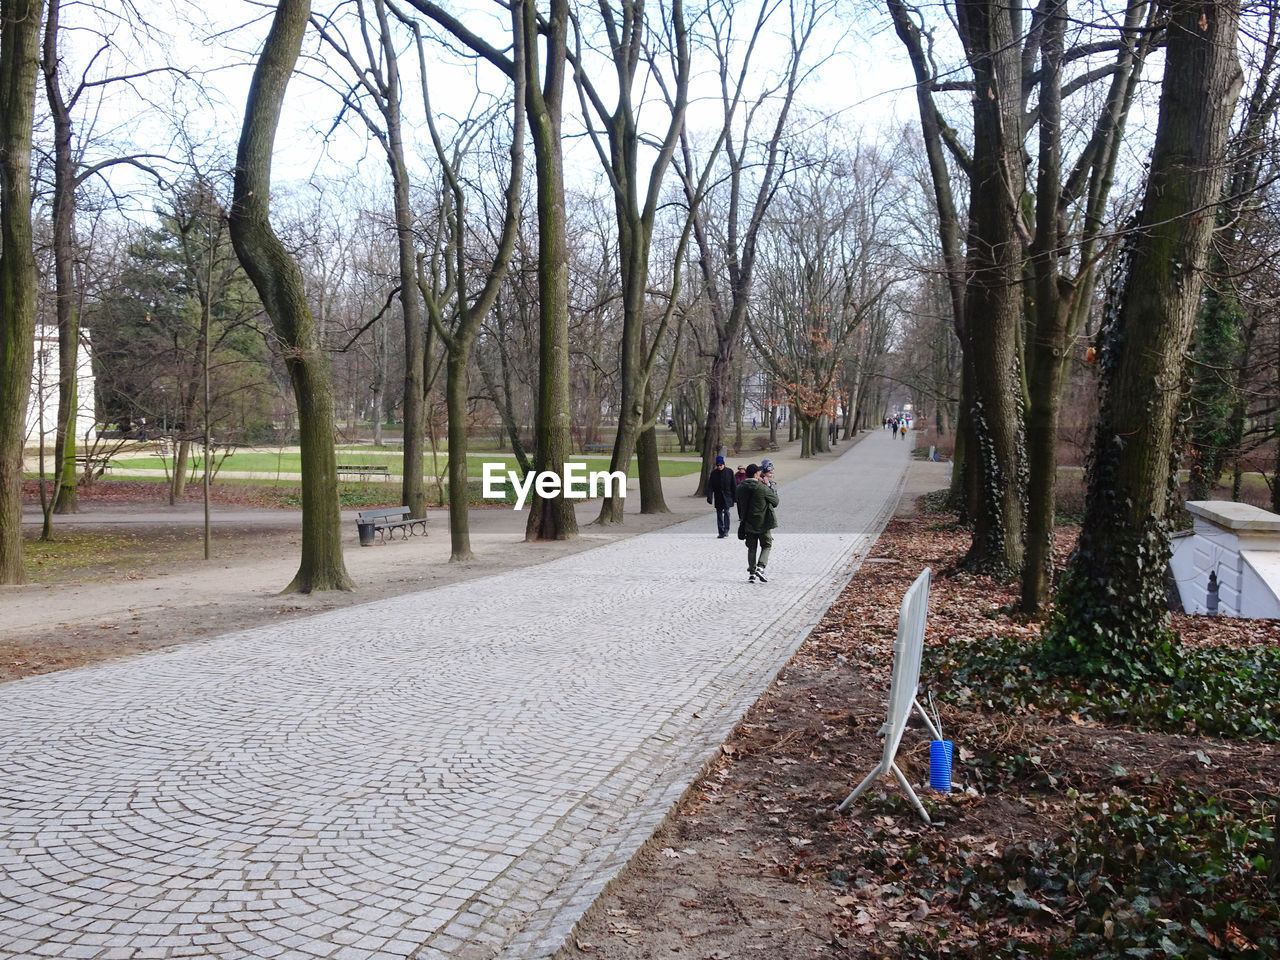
586, 0, 689, 525
419, 4, 526, 561
596, 215, 647, 522
1021, 0, 1152, 612
635, 425, 663, 512
522, 0, 577, 541
172, 437, 190, 503
444, 349, 473, 560
312, 0, 427, 511
229, 0, 353, 593
796, 414, 812, 458
0, 0, 44, 584
390, 110, 426, 519
371, 314, 386, 445
636, 379, 668, 513
697, 320, 739, 491
1020, 0, 1067, 611
956, 0, 1027, 579
43, 0, 79, 521
1046, 0, 1242, 675
53, 379, 76, 514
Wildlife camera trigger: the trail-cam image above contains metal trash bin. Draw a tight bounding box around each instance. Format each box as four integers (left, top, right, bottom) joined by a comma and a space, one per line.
357, 520, 376, 546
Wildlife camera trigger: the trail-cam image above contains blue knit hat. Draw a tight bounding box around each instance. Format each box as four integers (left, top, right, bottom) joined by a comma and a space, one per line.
759, 458, 774, 473
715, 455, 724, 465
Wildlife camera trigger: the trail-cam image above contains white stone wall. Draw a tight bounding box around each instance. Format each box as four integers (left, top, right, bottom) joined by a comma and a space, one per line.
1170, 502, 1280, 619
25, 325, 97, 446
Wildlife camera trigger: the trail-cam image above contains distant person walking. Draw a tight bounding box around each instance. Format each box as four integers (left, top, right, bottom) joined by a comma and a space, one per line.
891, 419, 898, 439
705, 455, 737, 538
736, 460, 779, 583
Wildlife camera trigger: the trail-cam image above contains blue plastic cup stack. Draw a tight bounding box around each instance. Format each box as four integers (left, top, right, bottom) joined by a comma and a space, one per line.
929, 739, 953, 793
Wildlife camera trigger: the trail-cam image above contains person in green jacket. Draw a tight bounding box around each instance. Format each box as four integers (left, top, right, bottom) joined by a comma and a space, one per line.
736, 459, 779, 582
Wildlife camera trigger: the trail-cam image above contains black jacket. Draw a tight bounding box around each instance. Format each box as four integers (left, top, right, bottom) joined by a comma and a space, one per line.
706, 465, 737, 508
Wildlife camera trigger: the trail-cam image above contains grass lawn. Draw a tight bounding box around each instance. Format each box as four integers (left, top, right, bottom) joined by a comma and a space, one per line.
20, 529, 216, 582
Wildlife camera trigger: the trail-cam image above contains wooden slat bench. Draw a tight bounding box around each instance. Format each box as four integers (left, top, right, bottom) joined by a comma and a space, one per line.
74, 455, 114, 477
337, 464, 391, 481
356, 507, 427, 544
583, 443, 612, 454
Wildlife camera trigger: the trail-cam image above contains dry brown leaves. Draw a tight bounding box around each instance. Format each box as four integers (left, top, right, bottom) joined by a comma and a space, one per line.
566, 513, 1280, 960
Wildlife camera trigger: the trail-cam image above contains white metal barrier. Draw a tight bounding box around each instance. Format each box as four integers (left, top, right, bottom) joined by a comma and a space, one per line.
837, 567, 942, 824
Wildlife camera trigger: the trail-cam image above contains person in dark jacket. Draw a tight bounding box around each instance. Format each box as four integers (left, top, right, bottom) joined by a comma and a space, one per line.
706, 455, 737, 538
736, 461, 779, 582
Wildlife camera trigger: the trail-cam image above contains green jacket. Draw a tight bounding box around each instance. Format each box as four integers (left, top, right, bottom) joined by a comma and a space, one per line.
737, 477, 779, 534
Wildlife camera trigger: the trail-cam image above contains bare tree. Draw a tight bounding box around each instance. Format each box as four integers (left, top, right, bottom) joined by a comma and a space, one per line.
403, 0, 579, 540
310, 0, 434, 517
410, 9, 526, 562
749, 131, 901, 456
683, 0, 836, 497
1045, 0, 1243, 675
0, 0, 45, 585
1020, 0, 1158, 611
889, 0, 1161, 606
39, 0, 179, 530
569, 0, 692, 522
230, 0, 354, 593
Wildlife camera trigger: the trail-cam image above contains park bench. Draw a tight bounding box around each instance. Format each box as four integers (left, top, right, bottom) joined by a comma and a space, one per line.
74, 455, 114, 477
356, 506, 428, 544
583, 443, 612, 454
337, 464, 391, 481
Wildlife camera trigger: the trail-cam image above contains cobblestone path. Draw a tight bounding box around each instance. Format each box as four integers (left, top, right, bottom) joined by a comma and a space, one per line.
0, 433, 910, 960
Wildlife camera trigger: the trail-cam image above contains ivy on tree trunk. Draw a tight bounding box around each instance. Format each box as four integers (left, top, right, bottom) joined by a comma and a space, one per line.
1045, 0, 1243, 677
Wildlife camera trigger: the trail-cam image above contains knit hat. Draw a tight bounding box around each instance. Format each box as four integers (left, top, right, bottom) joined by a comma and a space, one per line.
715, 455, 725, 465
759, 458, 774, 473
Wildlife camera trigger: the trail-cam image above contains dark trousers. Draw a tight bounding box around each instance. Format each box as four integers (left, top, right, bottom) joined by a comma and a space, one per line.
715, 506, 732, 536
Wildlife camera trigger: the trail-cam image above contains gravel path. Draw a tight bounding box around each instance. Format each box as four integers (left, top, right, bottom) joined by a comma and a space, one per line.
0, 432, 911, 960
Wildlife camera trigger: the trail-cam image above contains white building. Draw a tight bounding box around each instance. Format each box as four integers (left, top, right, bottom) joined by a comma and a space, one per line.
26, 325, 97, 446
1170, 501, 1280, 618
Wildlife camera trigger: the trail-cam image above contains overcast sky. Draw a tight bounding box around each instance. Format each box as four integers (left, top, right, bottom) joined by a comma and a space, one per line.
51, 1, 921, 220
